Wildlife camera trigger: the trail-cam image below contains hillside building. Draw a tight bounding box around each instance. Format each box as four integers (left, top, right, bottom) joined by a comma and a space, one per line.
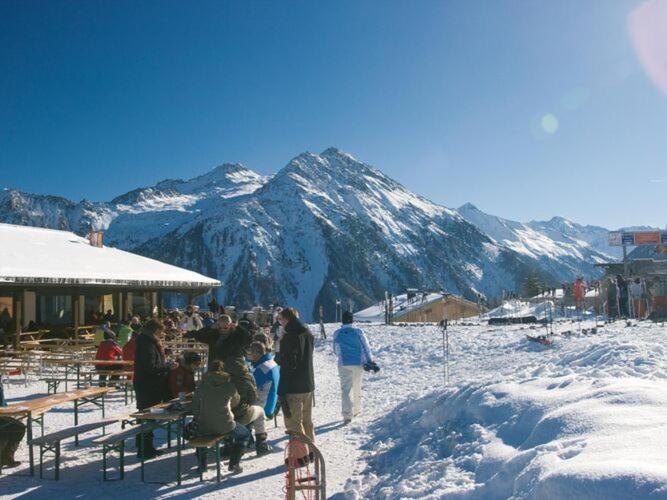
0, 223, 221, 347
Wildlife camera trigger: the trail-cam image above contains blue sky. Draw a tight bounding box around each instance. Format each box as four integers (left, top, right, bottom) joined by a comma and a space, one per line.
1, 0, 665, 229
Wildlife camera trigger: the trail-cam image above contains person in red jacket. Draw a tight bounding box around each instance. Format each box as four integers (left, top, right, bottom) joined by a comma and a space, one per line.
95, 331, 123, 386
167, 351, 202, 399
122, 331, 138, 380
573, 277, 587, 314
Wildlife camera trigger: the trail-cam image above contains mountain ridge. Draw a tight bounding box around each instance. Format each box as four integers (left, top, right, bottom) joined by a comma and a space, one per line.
0, 148, 618, 320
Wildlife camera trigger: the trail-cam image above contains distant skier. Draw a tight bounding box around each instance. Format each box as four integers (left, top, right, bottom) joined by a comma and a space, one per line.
605, 277, 618, 319
628, 278, 645, 319
332, 311, 378, 424
573, 277, 587, 314
616, 275, 629, 318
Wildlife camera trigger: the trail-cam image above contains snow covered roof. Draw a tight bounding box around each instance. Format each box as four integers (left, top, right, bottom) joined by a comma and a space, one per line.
356, 292, 446, 322
0, 223, 221, 290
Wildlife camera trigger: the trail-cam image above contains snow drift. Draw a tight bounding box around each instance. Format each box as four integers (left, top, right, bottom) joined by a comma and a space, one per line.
358, 322, 667, 499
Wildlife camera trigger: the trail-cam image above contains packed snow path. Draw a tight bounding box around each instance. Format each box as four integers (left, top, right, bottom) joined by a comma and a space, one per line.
2, 320, 667, 499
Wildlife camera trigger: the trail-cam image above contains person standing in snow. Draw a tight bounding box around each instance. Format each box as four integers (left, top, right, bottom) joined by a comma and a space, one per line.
277, 307, 315, 461
573, 277, 587, 314
605, 277, 618, 320
332, 311, 375, 424
629, 278, 645, 319
133, 319, 174, 458
270, 307, 284, 364
249, 341, 279, 455
616, 275, 629, 318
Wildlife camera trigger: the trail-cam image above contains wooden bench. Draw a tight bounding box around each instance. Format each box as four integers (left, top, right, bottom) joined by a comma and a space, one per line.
31, 415, 128, 480
92, 423, 157, 481
188, 434, 229, 482
0, 386, 115, 476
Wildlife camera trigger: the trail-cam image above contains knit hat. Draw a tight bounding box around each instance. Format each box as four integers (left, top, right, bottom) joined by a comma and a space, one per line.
342, 311, 353, 324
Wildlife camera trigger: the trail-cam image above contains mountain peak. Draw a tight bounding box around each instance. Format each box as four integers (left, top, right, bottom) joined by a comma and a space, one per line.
459, 202, 480, 212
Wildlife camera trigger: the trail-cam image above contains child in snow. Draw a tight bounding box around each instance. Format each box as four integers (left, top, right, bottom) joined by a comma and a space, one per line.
249, 341, 279, 455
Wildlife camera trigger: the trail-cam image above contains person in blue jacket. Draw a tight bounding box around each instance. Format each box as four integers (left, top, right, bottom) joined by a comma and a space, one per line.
249, 341, 279, 455
332, 311, 374, 424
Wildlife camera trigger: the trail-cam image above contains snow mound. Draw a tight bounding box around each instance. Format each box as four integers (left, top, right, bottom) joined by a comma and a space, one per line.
360, 325, 667, 499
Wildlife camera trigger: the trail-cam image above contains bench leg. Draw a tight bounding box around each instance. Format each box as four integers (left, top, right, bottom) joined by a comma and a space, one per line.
74, 399, 79, 446
55, 442, 61, 481
120, 441, 125, 480
176, 419, 182, 486
28, 413, 35, 476
39, 445, 44, 479
140, 432, 145, 482
103, 445, 108, 481
196, 448, 205, 481
216, 442, 221, 483
167, 423, 172, 449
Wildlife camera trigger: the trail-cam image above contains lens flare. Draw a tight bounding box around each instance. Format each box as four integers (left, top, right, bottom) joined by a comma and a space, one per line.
541, 114, 559, 134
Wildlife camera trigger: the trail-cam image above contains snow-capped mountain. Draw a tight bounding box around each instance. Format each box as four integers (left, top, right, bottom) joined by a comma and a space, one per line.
458, 203, 615, 281
0, 149, 612, 319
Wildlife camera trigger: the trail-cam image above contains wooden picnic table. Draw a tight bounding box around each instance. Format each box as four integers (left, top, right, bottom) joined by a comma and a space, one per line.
130, 397, 192, 485
41, 358, 134, 390
0, 386, 115, 476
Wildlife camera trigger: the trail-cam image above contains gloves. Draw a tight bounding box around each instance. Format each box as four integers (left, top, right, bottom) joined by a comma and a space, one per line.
363, 361, 380, 373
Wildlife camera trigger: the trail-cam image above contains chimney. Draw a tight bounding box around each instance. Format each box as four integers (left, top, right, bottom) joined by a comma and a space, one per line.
88, 230, 104, 248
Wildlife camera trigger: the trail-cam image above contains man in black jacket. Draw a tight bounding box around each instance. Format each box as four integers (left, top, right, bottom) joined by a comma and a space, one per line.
277, 308, 315, 447
187, 314, 235, 371
133, 319, 174, 459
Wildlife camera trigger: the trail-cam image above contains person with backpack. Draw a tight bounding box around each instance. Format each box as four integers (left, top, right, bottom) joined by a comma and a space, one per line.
332, 311, 377, 424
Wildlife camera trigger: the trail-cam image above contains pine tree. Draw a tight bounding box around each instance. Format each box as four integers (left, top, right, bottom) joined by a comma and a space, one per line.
523, 272, 542, 298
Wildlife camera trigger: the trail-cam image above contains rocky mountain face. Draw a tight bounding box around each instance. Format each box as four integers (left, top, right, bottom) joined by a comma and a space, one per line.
0, 149, 613, 320
457, 203, 615, 282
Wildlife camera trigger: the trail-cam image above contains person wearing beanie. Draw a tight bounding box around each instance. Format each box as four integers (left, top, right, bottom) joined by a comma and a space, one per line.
332, 311, 375, 424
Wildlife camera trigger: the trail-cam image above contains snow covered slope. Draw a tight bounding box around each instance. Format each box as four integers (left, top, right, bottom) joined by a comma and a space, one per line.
352, 320, 667, 499
1, 149, 615, 320
458, 203, 613, 282
132, 149, 545, 320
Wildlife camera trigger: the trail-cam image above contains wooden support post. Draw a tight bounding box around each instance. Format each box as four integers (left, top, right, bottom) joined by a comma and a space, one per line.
117, 292, 123, 323
124, 293, 132, 319
13, 289, 22, 349
157, 292, 164, 318
149, 292, 157, 317
73, 295, 80, 342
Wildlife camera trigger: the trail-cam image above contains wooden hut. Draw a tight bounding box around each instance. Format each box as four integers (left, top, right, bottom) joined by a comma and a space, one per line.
0, 223, 220, 348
